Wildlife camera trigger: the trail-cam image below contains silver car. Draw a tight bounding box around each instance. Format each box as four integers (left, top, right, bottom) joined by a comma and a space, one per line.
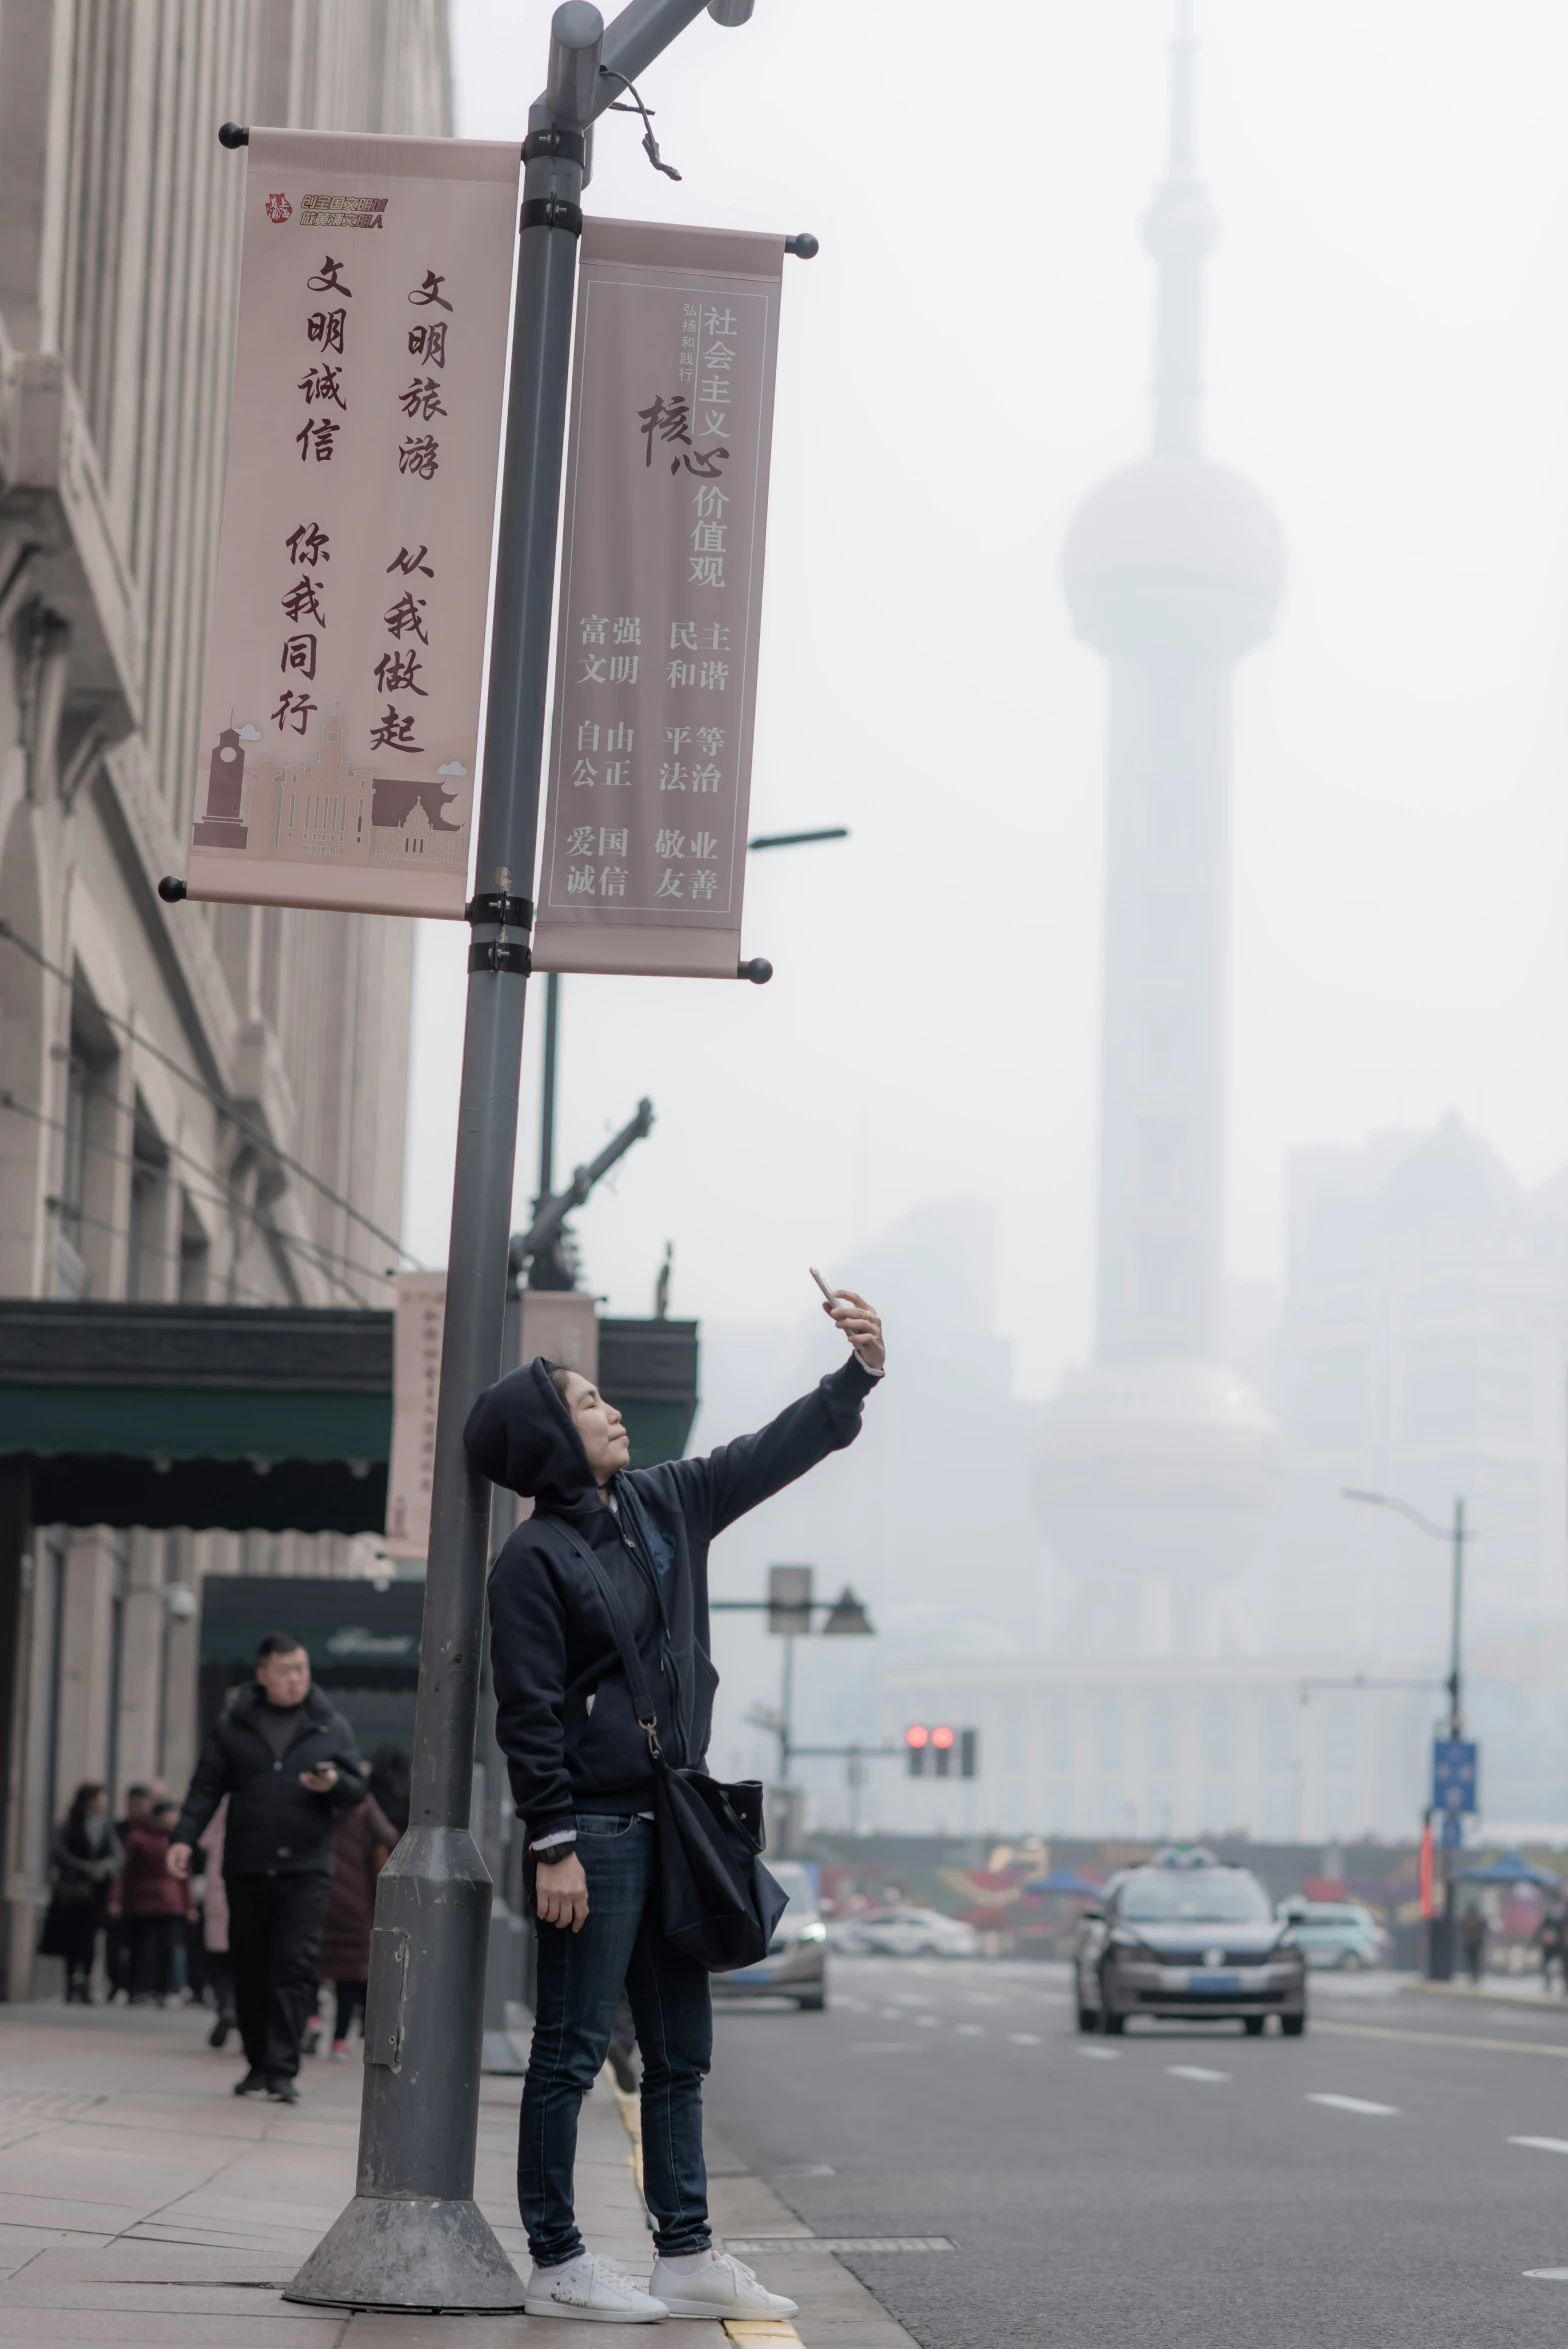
1076, 1848, 1307, 2036
711, 1861, 828, 2010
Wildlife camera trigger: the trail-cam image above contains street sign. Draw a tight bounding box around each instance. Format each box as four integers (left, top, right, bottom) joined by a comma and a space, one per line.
1432, 1737, 1478, 1816
1439, 1810, 1464, 1849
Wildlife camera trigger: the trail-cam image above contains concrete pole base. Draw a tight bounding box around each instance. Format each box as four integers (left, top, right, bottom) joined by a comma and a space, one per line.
283, 2193, 526, 2312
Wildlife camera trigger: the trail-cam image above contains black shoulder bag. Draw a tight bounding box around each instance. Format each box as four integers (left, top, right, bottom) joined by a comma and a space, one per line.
554, 1523, 788, 1973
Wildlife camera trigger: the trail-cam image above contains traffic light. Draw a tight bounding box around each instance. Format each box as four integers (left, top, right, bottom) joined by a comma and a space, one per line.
904, 1725, 978, 1780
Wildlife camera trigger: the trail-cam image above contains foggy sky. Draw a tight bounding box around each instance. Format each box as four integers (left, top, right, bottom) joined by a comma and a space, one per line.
407, 0, 1568, 1404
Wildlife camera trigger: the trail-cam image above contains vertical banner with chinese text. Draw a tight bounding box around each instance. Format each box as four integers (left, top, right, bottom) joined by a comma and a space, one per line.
533, 220, 784, 978
385, 1280, 599, 1558
184, 130, 517, 919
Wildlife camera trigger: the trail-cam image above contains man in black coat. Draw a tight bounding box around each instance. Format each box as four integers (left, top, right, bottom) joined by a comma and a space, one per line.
170, 1634, 364, 2102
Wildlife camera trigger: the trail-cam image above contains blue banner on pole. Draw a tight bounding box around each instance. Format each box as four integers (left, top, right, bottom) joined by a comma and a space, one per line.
1432, 1737, 1478, 1816
1439, 1810, 1464, 1849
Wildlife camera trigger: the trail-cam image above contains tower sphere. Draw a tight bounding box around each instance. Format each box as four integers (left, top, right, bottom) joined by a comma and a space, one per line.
1064, 454, 1286, 661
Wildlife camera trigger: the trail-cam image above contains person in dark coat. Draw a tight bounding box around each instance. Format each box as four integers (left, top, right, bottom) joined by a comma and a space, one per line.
168, 1634, 365, 2102
466, 1288, 884, 2323
39, 1783, 120, 2002
119, 1801, 187, 2002
106, 1784, 152, 2000
368, 1745, 411, 1837
316, 1794, 398, 2055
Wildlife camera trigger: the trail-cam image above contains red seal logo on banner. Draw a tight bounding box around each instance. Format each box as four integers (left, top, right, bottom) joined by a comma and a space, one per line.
264, 192, 292, 224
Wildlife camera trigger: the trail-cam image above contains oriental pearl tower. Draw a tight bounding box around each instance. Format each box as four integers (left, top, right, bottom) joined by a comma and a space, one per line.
1038, 3, 1285, 1657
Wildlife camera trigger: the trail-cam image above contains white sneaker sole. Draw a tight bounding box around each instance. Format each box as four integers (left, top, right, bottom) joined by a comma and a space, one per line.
523, 2296, 668, 2323
653, 2296, 798, 2320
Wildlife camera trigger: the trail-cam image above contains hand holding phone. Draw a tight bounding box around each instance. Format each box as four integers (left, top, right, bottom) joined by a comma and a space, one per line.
809, 1269, 886, 1373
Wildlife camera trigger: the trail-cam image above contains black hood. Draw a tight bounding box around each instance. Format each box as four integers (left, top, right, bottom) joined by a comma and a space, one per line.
464, 1356, 597, 1507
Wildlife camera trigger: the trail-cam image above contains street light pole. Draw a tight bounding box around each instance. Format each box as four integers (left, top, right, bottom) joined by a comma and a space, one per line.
1342, 1485, 1473, 1986
288, 0, 755, 2312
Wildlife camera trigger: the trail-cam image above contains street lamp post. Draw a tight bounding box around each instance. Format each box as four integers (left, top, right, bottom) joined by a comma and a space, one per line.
286, 0, 768, 2313
1343, 1487, 1474, 1983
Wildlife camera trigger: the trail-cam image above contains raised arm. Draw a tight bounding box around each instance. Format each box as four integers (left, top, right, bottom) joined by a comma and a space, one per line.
648, 1295, 883, 1543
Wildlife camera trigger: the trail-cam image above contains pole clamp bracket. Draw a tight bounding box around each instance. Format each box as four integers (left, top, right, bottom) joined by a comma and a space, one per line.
522, 126, 586, 166
465, 890, 533, 930
469, 937, 533, 977
521, 196, 584, 237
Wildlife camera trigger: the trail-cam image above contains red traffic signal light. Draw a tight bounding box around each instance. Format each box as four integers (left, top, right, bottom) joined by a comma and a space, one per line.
905, 1724, 978, 1781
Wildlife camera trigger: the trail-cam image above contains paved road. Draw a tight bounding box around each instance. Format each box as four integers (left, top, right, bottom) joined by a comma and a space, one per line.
705, 1958, 1568, 2349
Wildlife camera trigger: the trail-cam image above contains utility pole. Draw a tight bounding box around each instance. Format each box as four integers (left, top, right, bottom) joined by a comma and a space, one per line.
1342, 1486, 1474, 1986
287, 1, 766, 2312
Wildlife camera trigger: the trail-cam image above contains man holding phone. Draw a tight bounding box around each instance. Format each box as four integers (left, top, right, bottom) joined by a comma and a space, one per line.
168, 1634, 365, 2102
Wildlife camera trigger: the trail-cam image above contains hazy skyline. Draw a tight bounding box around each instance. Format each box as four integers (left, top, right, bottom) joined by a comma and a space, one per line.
405, 0, 1568, 1405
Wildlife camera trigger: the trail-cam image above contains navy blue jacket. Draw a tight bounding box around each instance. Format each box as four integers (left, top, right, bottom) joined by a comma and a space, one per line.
466, 1355, 879, 1845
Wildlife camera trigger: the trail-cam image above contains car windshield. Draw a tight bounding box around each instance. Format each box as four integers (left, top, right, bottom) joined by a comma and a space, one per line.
1116, 1868, 1273, 1926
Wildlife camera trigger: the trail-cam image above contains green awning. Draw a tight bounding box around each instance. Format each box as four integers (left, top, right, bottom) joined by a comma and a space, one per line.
0, 1302, 697, 1533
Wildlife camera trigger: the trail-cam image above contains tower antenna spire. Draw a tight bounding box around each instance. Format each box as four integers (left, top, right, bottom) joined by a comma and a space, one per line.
1145, 0, 1214, 455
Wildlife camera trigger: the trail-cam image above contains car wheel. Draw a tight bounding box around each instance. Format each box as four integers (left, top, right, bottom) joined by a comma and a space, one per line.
1101, 2006, 1126, 2036
1243, 2015, 1266, 2037
1076, 2002, 1098, 2034
1281, 2012, 1306, 2037
1339, 1952, 1364, 1972
797, 1993, 826, 2012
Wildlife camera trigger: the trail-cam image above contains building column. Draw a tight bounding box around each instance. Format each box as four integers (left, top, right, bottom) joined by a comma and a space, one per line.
56, 1529, 121, 1797
0, 1466, 35, 2000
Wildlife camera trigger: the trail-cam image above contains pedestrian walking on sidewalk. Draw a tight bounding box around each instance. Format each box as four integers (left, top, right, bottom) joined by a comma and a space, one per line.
106, 1784, 154, 2000
38, 1783, 120, 2003
1461, 1902, 1488, 1985
467, 1287, 885, 2324
167, 1634, 365, 2104
316, 1793, 397, 2057
119, 1802, 187, 2002
198, 1803, 238, 2047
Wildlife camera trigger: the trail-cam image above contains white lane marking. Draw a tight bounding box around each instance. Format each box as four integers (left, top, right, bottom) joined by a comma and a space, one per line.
852, 2041, 925, 2054
1510, 2136, 1568, 2156
835, 1996, 871, 2013
960, 1991, 1004, 2007
777, 2164, 836, 2178
1167, 2065, 1230, 2083
955, 2023, 985, 2037
1079, 2046, 1121, 2061
880, 2008, 906, 2021
1306, 2092, 1399, 2116
1008, 2032, 1043, 2046
915, 2014, 940, 2027
1525, 2269, 1568, 2279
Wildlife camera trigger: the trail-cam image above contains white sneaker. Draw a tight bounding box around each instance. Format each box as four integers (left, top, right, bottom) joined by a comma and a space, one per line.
525, 2251, 669, 2323
649, 2251, 799, 2320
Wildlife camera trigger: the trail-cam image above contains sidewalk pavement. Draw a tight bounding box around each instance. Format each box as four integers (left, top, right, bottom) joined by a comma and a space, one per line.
0, 1999, 918, 2349
1405, 1972, 1568, 2013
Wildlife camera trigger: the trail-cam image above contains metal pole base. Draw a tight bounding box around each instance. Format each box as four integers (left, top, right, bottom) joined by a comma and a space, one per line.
283, 2193, 525, 2313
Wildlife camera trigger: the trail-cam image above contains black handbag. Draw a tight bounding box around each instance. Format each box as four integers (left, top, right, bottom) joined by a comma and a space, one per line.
555, 1523, 788, 1973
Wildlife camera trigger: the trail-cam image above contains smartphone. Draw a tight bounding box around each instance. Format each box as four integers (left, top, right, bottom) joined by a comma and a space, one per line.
809, 1266, 838, 1305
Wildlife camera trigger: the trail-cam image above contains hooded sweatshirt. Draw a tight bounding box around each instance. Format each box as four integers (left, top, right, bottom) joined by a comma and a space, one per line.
466, 1353, 880, 1846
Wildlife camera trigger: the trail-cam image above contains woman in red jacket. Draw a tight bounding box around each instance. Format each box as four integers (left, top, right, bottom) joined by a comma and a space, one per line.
120, 1801, 188, 2004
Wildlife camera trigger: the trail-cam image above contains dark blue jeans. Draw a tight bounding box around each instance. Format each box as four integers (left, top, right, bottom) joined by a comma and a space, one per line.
520, 1814, 712, 2266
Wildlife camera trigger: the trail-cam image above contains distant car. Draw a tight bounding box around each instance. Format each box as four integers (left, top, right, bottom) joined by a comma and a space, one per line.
1076, 1846, 1307, 2036
711, 1861, 828, 2010
829, 1906, 981, 1959
1277, 1898, 1387, 1971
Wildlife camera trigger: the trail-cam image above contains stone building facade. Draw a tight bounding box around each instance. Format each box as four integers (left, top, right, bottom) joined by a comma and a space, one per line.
0, 1, 452, 1994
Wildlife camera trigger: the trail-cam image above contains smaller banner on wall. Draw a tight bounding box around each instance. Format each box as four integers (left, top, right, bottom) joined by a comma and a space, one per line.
533, 219, 785, 979
182, 129, 517, 920
385, 1281, 599, 1559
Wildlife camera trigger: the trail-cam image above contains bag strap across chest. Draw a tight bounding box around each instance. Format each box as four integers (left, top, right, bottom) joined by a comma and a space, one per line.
551, 1520, 665, 1763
